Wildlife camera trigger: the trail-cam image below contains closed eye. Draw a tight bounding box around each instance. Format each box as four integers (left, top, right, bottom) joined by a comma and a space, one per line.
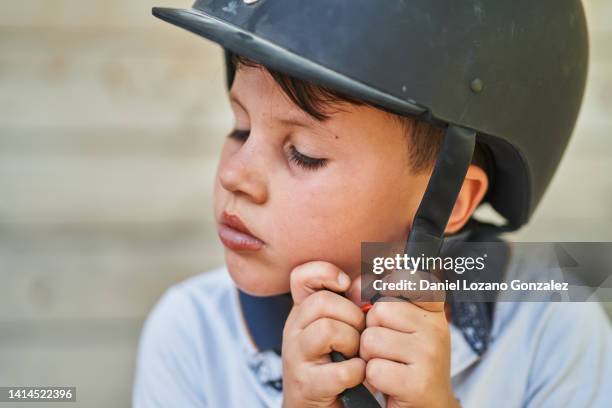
288, 146, 327, 170
228, 129, 250, 142
228, 129, 327, 171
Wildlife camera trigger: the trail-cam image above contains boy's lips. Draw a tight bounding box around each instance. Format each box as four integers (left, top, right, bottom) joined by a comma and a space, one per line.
218, 211, 265, 251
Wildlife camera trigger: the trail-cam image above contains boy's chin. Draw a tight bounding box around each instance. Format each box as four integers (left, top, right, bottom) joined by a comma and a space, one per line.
226, 261, 290, 297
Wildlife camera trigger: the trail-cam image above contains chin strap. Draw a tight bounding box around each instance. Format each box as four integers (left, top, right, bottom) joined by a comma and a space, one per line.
404, 125, 477, 263
337, 125, 476, 408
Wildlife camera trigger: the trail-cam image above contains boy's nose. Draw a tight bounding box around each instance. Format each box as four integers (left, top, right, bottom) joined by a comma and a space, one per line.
218, 142, 269, 205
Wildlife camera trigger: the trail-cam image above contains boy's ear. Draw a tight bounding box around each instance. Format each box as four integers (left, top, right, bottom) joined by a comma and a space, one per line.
445, 164, 489, 234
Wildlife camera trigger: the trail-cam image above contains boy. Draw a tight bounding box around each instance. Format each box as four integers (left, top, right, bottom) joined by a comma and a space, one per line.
134, 1, 611, 407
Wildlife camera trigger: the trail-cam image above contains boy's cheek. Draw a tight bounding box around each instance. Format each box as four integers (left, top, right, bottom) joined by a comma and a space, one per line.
267, 198, 387, 279
213, 167, 409, 290
279, 232, 363, 280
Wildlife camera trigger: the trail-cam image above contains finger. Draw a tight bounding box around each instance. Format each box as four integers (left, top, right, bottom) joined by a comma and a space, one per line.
299, 318, 361, 359
346, 275, 366, 306
290, 261, 351, 305
294, 290, 365, 332
354, 270, 384, 305
308, 358, 366, 398
377, 270, 446, 312
365, 358, 413, 400
359, 326, 415, 364
366, 297, 443, 332
362, 379, 379, 398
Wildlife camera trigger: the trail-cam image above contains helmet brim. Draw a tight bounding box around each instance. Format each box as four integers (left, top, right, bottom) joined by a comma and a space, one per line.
152, 7, 426, 117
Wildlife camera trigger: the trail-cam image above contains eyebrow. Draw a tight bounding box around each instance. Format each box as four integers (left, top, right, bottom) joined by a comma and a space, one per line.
229, 93, 327, 131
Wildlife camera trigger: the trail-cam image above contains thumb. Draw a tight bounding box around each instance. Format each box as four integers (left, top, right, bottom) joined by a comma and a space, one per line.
346, 275, 364, 306
378, 269, 446, 312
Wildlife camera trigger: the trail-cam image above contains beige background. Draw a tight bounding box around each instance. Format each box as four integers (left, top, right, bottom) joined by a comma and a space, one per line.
0, 1, 610, 407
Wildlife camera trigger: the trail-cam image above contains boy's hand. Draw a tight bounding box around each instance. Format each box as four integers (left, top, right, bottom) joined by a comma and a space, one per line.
282, 261, 366, 408
359, 270, 459, 408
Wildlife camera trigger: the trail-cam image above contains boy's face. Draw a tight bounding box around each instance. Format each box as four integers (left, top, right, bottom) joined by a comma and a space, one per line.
213, 65, 431, 296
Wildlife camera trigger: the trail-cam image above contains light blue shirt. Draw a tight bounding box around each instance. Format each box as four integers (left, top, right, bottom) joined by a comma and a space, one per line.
133, 265, 612, 407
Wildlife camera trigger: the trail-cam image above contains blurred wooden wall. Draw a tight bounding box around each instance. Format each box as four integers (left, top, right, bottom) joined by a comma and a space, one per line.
513, 1, 612, 241
1, 1, 229, 407
0, 1, 610, 407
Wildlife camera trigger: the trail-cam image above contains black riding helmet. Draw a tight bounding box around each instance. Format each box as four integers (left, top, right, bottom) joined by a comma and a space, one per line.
152, 1, 588, 406
152, 0, 588, 235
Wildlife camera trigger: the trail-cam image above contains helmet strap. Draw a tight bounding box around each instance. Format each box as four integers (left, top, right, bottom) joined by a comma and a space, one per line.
404, 125, 476, 266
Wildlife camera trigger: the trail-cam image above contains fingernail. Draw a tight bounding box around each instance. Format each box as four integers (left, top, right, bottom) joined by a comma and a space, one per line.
337, 272, 350, 288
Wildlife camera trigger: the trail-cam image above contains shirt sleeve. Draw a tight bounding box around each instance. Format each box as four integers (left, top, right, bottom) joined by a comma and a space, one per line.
525, 301, 612, 408
133, 287, 207, 408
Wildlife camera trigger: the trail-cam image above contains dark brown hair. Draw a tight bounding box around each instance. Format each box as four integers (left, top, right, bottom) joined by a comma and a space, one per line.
230, 53, 448, 173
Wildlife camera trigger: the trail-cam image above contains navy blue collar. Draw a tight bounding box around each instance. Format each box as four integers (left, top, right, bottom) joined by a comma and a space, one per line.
238, 223, 508, 356
239, 290, 292, 355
